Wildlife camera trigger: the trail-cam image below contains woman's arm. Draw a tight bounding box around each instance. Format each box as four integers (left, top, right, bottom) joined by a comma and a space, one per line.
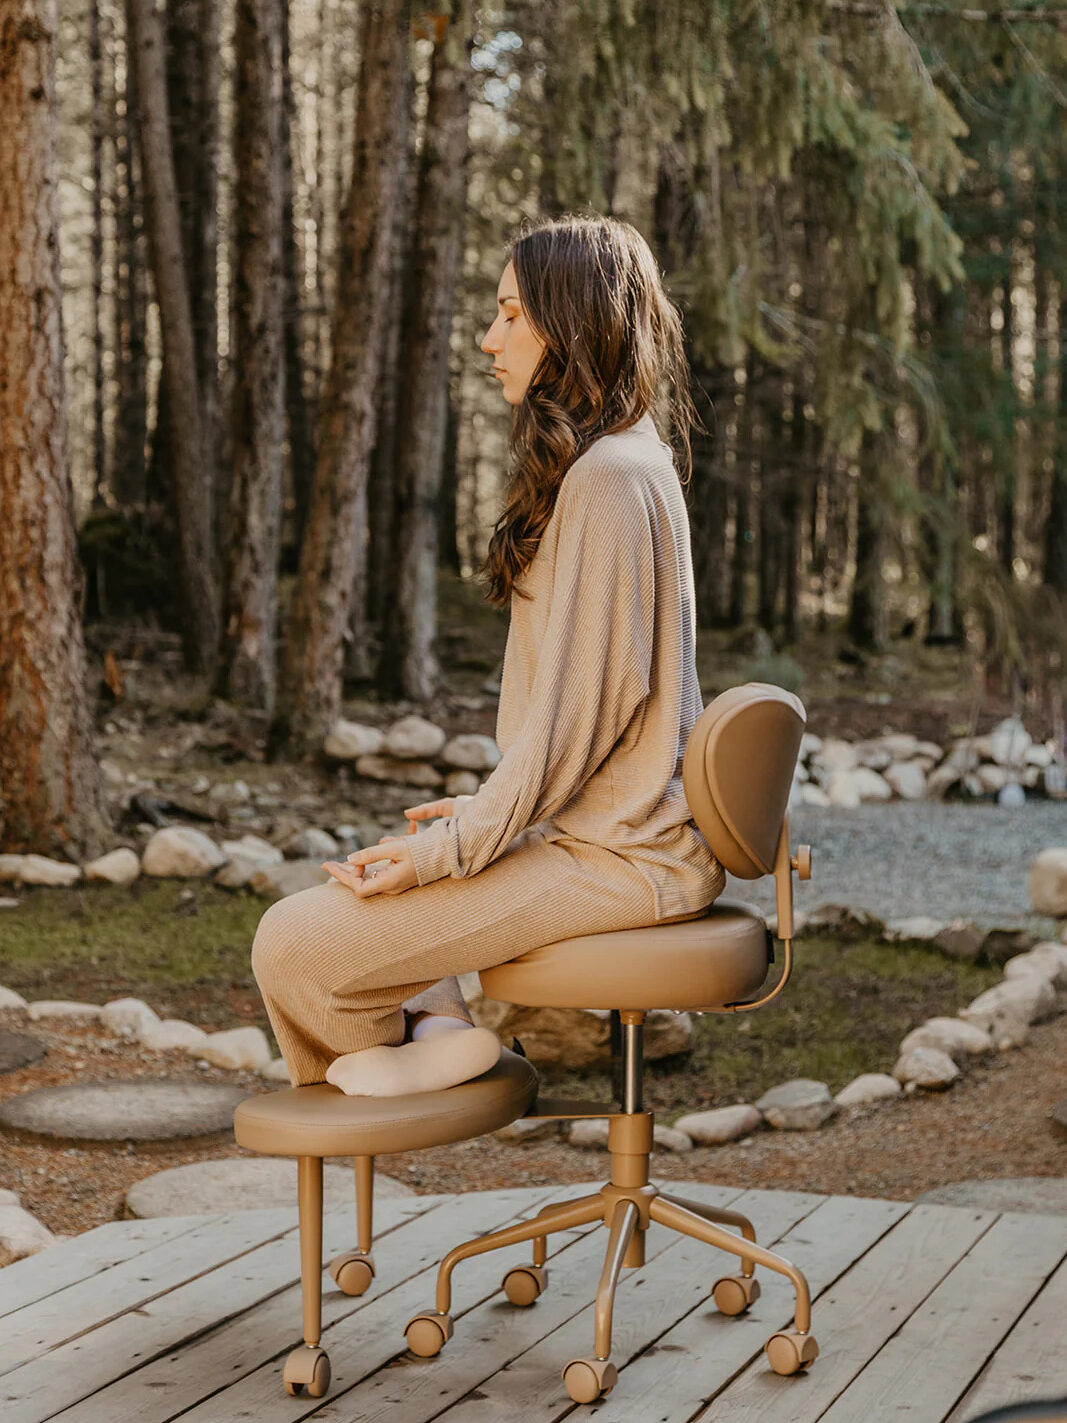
406, 459, 655, 886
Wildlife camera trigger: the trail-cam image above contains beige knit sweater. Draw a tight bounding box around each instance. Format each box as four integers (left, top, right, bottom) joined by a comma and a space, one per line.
406, 409, 726, 921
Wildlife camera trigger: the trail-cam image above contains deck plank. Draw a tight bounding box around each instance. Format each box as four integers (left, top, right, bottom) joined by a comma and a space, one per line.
693, 1203, 998, 1422
946, 1246, 1067, 1422
588, 1191, 911, 1423
423, 1186, 826, 1423
161, 1181, 602, 1423
0, 1216, 215, 1319
0, 1197, 435, 1422
819, 1211, 1067, 1423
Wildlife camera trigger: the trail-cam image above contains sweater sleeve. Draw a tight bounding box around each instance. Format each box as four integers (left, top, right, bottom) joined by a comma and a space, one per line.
406, 461, 655, 887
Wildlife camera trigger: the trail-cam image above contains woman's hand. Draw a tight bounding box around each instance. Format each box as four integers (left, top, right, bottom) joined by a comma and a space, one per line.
321, 797, 473, 897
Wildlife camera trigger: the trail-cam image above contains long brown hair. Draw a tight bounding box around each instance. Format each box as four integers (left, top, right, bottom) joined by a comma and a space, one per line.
477, 213, 701, 607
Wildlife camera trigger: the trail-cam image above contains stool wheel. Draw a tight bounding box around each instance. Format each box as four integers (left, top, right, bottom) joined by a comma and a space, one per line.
765, 1329, 819, 1376
329, 1251, 375, 1296
502, 1264, 547, 1306
562, 1357, 618, 1404
283, 1345, 331, 1398
712, 1273, 761, 1316
405, 1311, 453, 1358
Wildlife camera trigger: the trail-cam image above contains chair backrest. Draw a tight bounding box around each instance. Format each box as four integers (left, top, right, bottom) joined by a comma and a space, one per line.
682, 682, 806, 880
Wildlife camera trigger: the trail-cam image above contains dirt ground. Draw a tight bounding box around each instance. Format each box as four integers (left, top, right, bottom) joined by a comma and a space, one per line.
1, 1006, 1063, 1249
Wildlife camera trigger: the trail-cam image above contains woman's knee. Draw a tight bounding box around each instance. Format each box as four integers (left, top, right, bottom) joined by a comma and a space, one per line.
251, 895, 305, 989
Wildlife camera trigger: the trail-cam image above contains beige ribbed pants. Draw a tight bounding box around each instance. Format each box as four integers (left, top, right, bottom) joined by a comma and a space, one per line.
251, 825, 668, 1086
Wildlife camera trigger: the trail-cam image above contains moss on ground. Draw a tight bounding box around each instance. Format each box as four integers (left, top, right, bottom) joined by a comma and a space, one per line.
0, 885, 1002, 1101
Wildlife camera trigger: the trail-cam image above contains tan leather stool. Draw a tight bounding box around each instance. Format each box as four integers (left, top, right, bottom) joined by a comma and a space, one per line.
233, 1046, 537, 1397
403, 682, 819, 1405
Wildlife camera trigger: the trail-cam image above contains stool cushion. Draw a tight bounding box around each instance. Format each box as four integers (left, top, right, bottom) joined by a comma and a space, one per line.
233, 1047, 537, 1157
479, 898, 771, 1010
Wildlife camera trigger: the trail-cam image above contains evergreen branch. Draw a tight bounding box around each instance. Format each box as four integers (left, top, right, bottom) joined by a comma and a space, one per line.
829, 2, 1067, 23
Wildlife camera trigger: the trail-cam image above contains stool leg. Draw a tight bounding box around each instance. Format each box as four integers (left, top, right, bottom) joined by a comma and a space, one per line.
328, 1155, 376, 1297
282, 1157, 332, 1398
560, 1199, 637, 1404
298, 1155, 323, 1348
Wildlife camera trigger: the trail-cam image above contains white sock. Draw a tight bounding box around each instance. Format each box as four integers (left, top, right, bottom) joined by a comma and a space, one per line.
325, 1027, 502, 1098
411, 1014, 474, 1042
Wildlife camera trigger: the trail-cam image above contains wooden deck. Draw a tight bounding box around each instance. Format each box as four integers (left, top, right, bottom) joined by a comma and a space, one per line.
2, 1178, 1066, 1423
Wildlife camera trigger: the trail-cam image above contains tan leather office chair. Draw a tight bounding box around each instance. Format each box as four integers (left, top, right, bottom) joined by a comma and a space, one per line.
402, 681, 817, 1403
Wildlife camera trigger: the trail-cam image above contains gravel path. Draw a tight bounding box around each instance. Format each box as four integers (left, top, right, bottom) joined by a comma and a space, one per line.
731, 802, 1067, 927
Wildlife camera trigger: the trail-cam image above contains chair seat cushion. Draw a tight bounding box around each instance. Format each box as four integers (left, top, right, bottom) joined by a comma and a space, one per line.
233, 1047, 538, 1157
478, 898, 771, 1010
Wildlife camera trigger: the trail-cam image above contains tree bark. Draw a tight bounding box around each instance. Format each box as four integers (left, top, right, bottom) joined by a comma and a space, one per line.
0, 0, 110, 857
128, 0, 220, 672
274, 0, 410, 752
1045, 294, 1067, 594
216, 0, 286, 710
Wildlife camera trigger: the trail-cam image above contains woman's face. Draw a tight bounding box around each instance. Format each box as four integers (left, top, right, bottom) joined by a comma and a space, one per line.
479, 260, 546, 406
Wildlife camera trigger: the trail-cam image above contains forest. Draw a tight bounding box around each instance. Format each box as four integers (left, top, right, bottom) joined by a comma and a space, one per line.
2, 0, 1066, 861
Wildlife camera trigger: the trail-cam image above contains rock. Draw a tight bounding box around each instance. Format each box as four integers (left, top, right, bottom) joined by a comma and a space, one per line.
1053, 1100, 1067, 1142
1002, 942, 1067, 989
914, 741, 944, 761
125, 1156, 415, 1218
440, 734, 501, 773
0, 1079, 249, 1141
1028, 848, 1067, 916
0, 985, 28, 1010
825, 771, 862, 808
755, 1079, 838, 1130
898, 1017, 992, 1061
332, 825, 365, 855
800, 784, 831, 807
84, 848, 141, 884
812, 739, 858, 777
140, 1019, 208, 1052
853, 742, 892, 772
249, 859, 332, 899
494, 1116, 562, 1143
0, 1194, 58, 1258
194, 1026, 272, 1070
279, 828, 339, 860
960, 976, 1057, 1034
673, 1104, 762, 1144
653, 1125, 693, 1152
988, 716, 1031, 768
892, 1047, 959, 1090
142, 827, 226, 879
260, 1057, 293, 1083
884, 762, 926, 800
0, 854, 26, 882
799, 732, 823, 758
975, 764, 1013, 794
26, 1000, 102, 1022
101, 997, 161, 1039
324, 718, 385, 760
834, 1073, 902, 1107
445, 770, 481, 798
804, 903, 883, 935
465, 998, 690, 1069
0, 897, 19, 909
884, 916, 944, 943
219, 834, 283, 866
853, 767, 893, 801
214, 856, 267, 889
979, 926, 1038, 964
354, 754, 444, 788
875, 734, 921, 761
0, 1031, 47, 1075
997, 783, 1026, 809
1026, 744, 1054, 768
917, 1178, 1067, 1215
382, 714, 447, 760
568, 1119, 610, 1149
11, 855, 83, 886
933, 919, 985, 961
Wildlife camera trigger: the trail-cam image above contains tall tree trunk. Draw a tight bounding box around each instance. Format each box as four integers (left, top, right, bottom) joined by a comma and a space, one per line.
274, 0, 410, 752
128, 0, 220, 672
996, 253, 1015, 574
280, 0, 313, 563
382, 0, 474, 702
0, 0, 110, 858
90, 0, 107, 509
919, 278, 962, 642
848, 424, 889, 652
1046, 294, 1067, 594
438, 391, 461, 575
216, 0, 285, 709
112, 0, 149, 508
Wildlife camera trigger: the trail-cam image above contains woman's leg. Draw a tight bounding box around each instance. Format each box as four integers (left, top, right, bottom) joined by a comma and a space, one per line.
251, 827, 658, 1086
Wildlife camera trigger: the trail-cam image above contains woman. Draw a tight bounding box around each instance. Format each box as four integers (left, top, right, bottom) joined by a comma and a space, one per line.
251, 214, 726, 1097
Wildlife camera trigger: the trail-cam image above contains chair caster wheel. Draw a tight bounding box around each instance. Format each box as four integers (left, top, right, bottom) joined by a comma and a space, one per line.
765, 1329, 819, 1375
502, 1264, 548, 1306
329, 1250, 375, 1296
712, 1273, 761, 1316
405, 1311, 454, 1358
283, 1345, 331, 1398
562, 1356, 618, 1404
